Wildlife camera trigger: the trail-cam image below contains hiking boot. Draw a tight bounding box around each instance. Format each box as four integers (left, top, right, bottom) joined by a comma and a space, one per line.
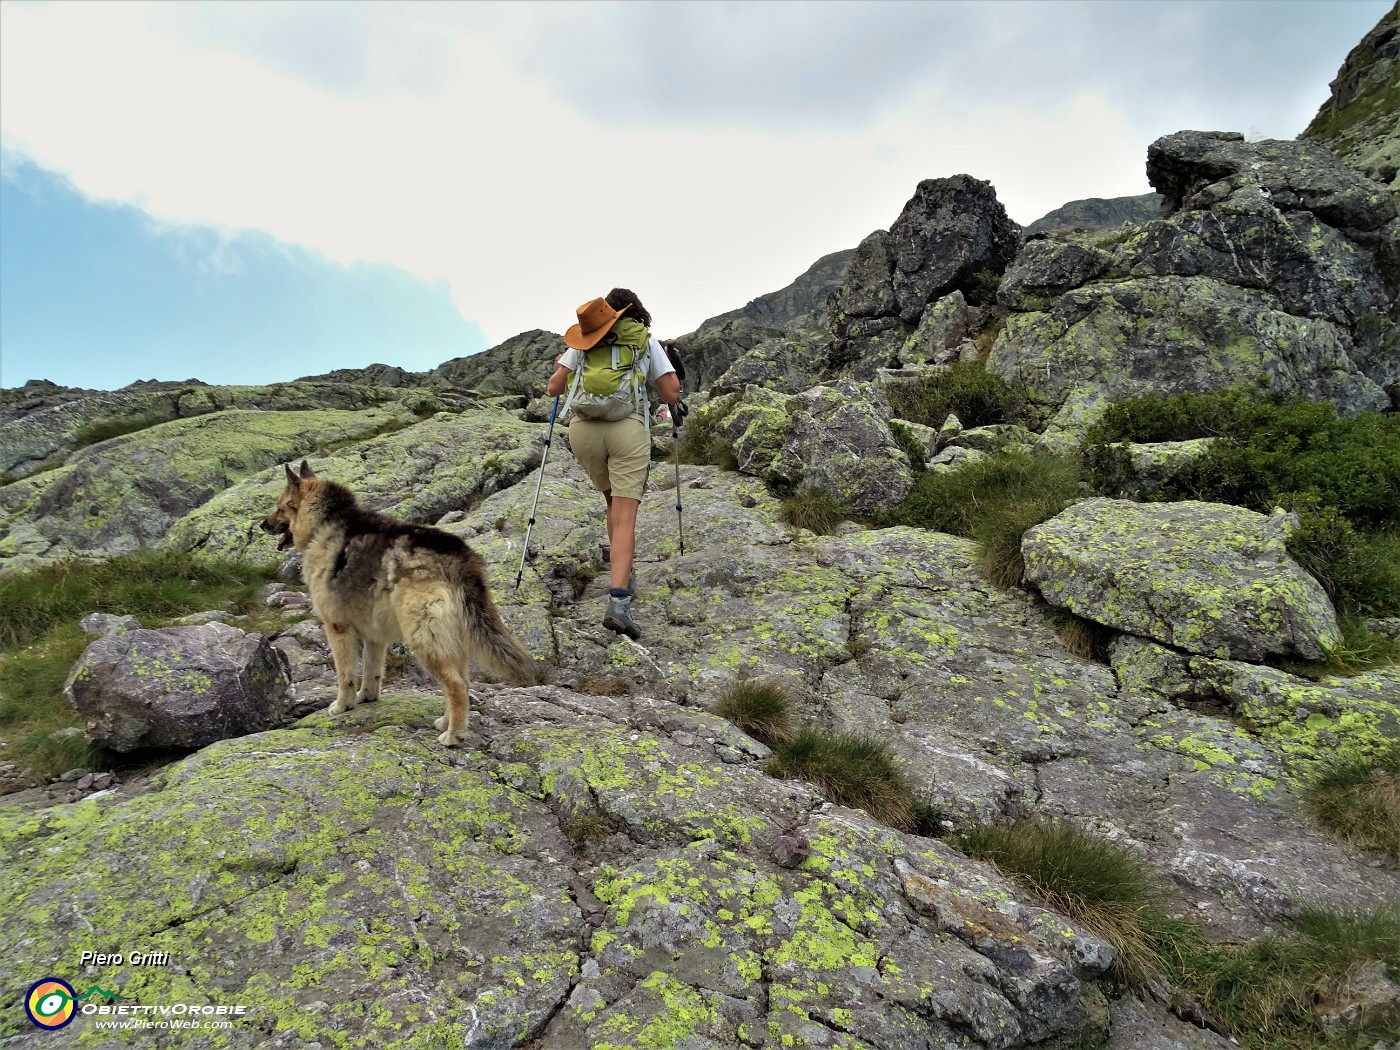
603, 595, 641, 640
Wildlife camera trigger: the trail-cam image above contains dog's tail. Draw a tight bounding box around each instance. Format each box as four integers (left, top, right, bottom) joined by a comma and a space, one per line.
461, 558, 536, 685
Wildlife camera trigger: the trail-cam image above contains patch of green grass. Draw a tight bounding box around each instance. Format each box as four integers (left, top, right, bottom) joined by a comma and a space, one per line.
1300, 744, 1400, 858
677, 397, 740, 470
778, 484, 845, 536
712, 680, 797, 748
767, 728, 916, 830
880, 449, 1084, 589
888, 419, 929, 474
0, 551, 281, 782
1189, 908, 1400, 1048
0, 550, 280, 650
953, 820, 1196, 989
885, 361, 1027, 430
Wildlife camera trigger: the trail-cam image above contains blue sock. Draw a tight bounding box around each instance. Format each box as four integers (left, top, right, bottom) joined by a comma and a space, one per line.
609, 587, 631, 599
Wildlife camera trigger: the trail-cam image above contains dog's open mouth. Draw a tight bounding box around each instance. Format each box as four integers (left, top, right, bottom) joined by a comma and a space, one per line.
265, 522, 292, 551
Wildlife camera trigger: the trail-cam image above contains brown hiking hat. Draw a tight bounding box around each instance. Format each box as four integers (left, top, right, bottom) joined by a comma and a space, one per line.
564, 297, 626, 350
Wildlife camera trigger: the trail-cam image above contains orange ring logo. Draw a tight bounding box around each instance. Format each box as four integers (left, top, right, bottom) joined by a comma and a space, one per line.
26, 978, 78, 1029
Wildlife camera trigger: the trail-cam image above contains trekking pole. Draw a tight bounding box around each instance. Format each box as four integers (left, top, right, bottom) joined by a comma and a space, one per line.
671, 411, 685, 557
515, 396, 560, 588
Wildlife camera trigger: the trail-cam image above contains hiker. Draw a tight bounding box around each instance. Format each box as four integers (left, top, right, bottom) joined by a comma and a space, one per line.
547, 288, 684, 640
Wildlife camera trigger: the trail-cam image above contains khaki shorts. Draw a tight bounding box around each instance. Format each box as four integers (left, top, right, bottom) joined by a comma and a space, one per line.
569, 415, 650, 500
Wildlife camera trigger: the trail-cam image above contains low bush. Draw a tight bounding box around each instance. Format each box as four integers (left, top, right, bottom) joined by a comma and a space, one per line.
778, 485, 845, 536
711, 680, 797, 748
767, 728, 917, 829
1300, 744, 1400, 858
885, 361, 1027, 430
677, 397, 740, 469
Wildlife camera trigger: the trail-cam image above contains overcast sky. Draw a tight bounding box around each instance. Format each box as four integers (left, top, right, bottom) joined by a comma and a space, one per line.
0, 0, 1390, 389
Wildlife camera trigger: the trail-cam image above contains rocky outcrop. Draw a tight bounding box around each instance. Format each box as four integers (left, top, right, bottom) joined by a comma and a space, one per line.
64, 622, 289, 751
1300, 2, 1399, 191
1023, 193, 1165, 238
691, 381, 914, 515
989, 131, 1399, 436
828, 176, 1021, 372
675, 251, 855, 392
1023, 498, 1342, 661
430, 328, 562, 399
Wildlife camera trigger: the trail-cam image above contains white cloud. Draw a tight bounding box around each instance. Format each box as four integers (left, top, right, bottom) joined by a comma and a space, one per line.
0, 0, 1384, 348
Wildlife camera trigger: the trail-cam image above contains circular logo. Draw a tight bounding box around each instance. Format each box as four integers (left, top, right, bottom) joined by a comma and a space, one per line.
25, 979, 77, 1030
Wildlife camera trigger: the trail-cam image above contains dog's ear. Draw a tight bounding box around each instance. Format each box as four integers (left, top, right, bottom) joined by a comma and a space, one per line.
299, 459, 317, 480
284, 462, 300, 487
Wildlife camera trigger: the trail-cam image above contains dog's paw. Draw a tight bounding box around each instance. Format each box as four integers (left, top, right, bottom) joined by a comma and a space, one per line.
328, 698, 350, 715
437, 729, 468, 747
357, 692, 380, 704
434, 715, 447, 731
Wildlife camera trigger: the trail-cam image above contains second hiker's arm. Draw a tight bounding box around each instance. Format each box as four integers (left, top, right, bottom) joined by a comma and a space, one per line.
656, 371, 680, 406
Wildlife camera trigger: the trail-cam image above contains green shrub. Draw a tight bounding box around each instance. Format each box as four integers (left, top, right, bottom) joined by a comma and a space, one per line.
712, 680, 797, 748
676, 406, 739, 470
1300, 744, 1400, 858
880, 450, 1084, 588
953, 820, 1195, 989
1288, 512, 1400, 619
1085, 389, 1400, 531
767, 728, 916, 829
888, 420, 929, 474
885, 361, 1027, 429
778, 485, 845, 536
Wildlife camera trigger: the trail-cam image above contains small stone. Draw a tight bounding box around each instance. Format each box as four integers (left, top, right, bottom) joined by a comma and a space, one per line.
772, 834, 811, 868
586, 912, 605, 928
75, 773, 96, 791
59, 768, 88, 783
92, 774, 114, 790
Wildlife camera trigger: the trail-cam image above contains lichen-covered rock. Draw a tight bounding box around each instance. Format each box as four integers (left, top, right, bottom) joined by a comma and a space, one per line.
63, 622, 290, 751
698, 381, 913, 516
159, 408, 544, 566
898, 290, 975, 366
987, 276, 1390, 432
830, 177, 1021, 370
0, 688, 1118, 1050
430, 328, 562, 398
1025, 498, 1342, 661
997, 239, 1113, 312
1023, 193, 1166, 239
0, 406, 423, 569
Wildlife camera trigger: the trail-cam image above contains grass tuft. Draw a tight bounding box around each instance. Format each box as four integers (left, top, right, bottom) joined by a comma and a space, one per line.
575, 674, 631, 697
711, 680, 797, 748
778, 484, 845, 536
1300, 744, 1400, 858
884, 361, 1027, 430
767, 728, 916, 830
1042, 605, 1115, 662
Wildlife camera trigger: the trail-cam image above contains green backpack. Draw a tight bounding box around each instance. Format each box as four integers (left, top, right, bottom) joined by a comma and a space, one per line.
562, 318, 652, 423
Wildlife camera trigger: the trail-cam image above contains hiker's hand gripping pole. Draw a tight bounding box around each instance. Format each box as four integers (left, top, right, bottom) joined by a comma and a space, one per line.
515, 395, 560, 588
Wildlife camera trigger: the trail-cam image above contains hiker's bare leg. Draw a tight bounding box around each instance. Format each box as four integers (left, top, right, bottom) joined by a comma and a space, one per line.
607, 495, 639, 591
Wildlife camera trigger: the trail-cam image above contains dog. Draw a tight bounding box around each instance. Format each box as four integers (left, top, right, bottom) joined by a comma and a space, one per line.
260, 460, 534, 746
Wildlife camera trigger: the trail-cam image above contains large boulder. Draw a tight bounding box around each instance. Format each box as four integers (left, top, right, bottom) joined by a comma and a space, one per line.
64, 622, 290, 751
829, 176, 1021, 371
430, 328, 562, 399
1023, 498, 1342, 662
697, 380, 914, 515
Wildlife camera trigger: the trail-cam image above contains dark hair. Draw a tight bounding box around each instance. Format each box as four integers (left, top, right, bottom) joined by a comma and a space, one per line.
606, 288, 652, 328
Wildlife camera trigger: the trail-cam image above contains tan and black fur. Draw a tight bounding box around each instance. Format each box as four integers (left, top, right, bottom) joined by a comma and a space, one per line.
261, 460, 534, 746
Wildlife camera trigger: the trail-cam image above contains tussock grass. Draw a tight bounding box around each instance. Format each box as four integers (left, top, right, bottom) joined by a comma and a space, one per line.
778, 485, 845, 536
767, 728, 916, 830
1190, 908, 1400, 1048
711, 680, 797, 748
1300, 745, 1400, 858
677, 398, 740, 470
953, 820, 1195, 988
0, 551, 280, 782
956, 818, 1400, 1047
880, 450, 1084, 589
561, 809, 618, 852
576, 674, 631, 697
